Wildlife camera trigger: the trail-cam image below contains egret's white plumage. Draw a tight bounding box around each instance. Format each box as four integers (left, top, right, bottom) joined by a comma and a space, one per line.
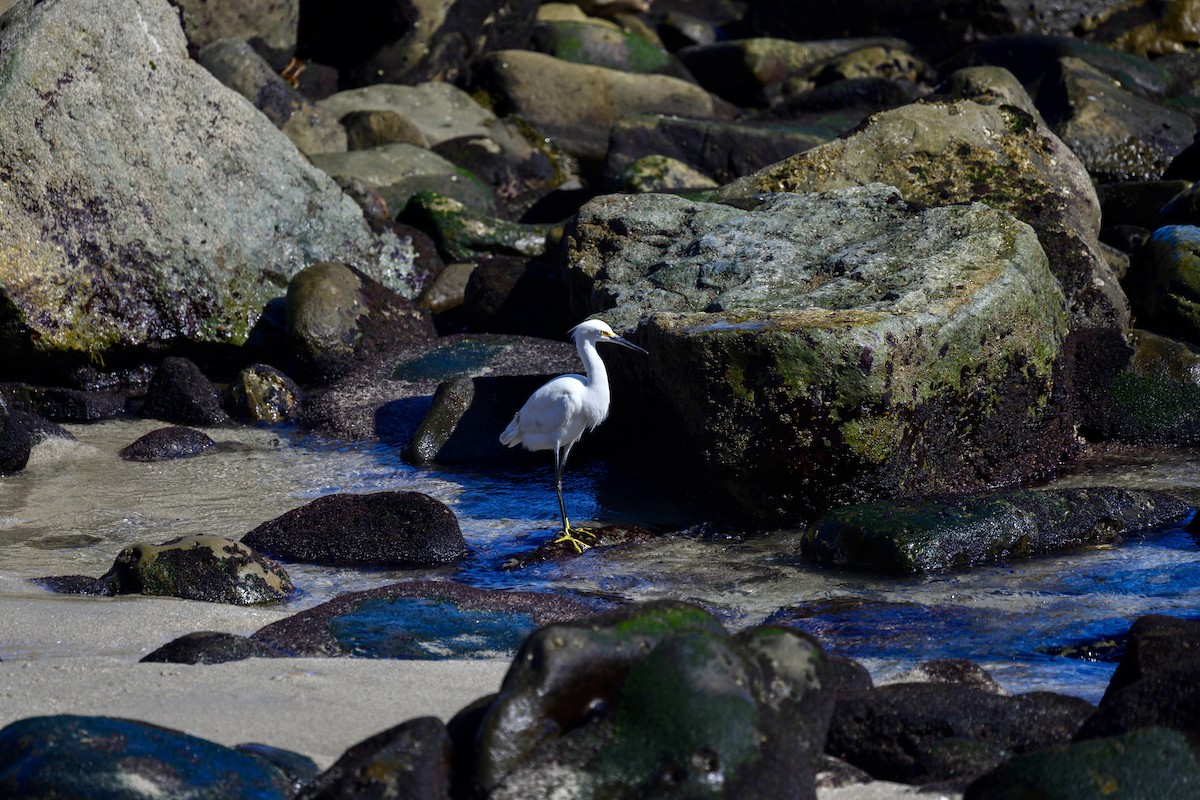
500, 319, 648, 552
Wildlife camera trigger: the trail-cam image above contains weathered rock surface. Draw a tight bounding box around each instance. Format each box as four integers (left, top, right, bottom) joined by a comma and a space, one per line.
568, 185, 1072, 519
240, 491, 467, 568
0, 0, 415, 376
228, 363, 302, 423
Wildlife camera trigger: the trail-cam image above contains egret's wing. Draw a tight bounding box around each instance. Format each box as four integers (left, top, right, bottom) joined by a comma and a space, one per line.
516, 375, 585, 435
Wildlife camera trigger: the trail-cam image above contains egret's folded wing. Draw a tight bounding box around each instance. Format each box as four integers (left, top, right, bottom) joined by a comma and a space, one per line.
516, 376, 584, 435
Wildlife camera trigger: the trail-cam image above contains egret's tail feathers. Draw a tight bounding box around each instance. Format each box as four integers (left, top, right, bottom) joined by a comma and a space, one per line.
499, 413, 522, 447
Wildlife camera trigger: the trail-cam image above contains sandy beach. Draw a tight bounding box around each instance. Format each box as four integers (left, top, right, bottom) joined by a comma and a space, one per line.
0, 592, 954, 798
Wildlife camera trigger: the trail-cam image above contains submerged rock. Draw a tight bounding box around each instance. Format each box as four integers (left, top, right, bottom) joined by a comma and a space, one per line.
241, 491, 466, 568
803, 487, 1192, 574
569, 185, 1072, 520
0, 714, 296, 799
249, 580, 594, 658
120, 425, 216, 461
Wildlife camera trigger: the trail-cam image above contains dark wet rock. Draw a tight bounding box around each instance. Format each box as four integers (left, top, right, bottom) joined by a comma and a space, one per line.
197, 37, 346, 157
569, 185, 1073, 521
0, 0, 415, 376
826, 682, 1095, 784
20, 386, 127, 422
418, 262, 476, 320
141, 631, 287, 664
603, 114, 836, 187
1101, 180, 1193, 230
718, 87, 1126, 335
141, 356, 230, 426
310, 145, 499, 221
765, 76, 924, 126
458, 255, 573, 338
0, 394, 32, 474
294, 716, 451, 800
1124, 226, 1200, 347
1156, 182, 1200, 227
297, 0, 539, 88
464, 601, 848, 800
728, 2, 1104, 64
677, 36, 905, 106
241, 491, 466, 568
250, 579, 595, 658
1076, 329, 1200, 444
1075, 614, 1200, 742
944, 34, 1172, 97
228, 364, 302, 423
284, 261, 436, 385
965, 727, 1200, 800
236, 743, 321, 797
498, 523, 657, 569
471, 49, 726, 163
803, 487, 1191, 574
87, 535, 293, 604
397, 192, 557, 264
806, 44, 935, 87
1036, 56, 1195, 183
299, 334, 576, 441
404, 375, 564, 465
0, 714, 295, 799
120, 425, 217, 461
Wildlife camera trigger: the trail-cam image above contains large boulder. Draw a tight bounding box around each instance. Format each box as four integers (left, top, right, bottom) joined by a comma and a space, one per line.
567, 185, 1073, 520
0, 0, 416, 376
717, 85, 1126, 336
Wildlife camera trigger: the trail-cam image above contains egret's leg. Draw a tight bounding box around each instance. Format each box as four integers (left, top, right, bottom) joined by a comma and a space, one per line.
550, 443, 592, 553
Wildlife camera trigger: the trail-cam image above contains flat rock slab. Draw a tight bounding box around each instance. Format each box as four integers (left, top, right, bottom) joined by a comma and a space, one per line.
803, 486, 1193, 574
249, 580, 596, 658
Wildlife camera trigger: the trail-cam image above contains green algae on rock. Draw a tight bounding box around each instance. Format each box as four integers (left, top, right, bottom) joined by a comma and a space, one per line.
568, 184, 1072, 520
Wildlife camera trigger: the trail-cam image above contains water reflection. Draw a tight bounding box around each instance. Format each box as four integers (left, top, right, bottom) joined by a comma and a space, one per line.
1, 421, 1197, 703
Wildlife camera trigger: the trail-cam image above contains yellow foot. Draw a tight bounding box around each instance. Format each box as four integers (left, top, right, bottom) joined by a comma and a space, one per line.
552, 527, 597, 554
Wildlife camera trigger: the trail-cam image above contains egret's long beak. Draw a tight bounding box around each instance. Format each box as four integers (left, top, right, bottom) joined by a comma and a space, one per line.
607, 334, 649, 355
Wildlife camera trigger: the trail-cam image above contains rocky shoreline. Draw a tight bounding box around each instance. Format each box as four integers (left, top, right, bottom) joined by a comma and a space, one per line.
5, 0, 1200, 796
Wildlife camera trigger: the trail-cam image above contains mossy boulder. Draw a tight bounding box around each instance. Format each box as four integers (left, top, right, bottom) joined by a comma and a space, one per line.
1124, 225, 1200, 346
567, 185, 1073, 520
466, 601, 843, 800
717, 89, 1125, 334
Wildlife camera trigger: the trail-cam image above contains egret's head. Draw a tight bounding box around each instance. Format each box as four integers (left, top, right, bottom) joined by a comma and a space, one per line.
569, 319, 648, 354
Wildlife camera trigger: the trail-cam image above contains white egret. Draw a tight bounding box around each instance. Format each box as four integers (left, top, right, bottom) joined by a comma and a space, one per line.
500, 319, 648, 552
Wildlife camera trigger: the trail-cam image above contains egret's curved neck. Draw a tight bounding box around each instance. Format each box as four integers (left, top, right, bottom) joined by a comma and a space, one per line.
578, 338, 609, 391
